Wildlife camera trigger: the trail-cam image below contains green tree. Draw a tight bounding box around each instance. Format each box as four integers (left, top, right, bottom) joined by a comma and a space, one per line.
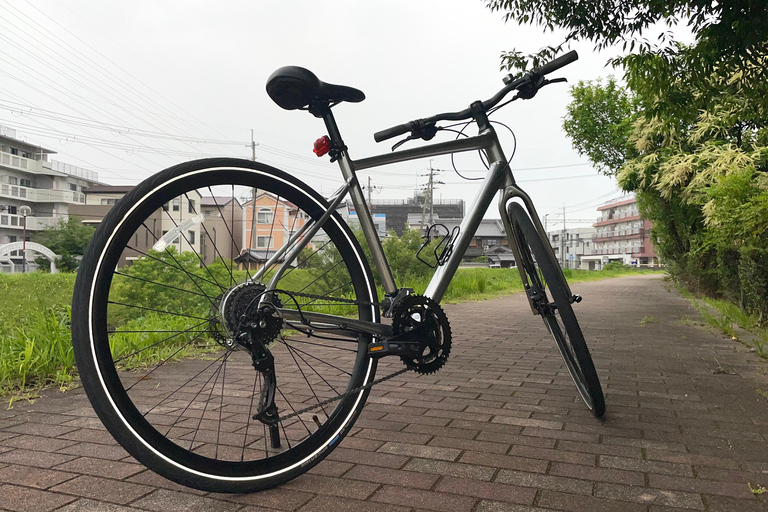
33, 216, 95, 272
484, 0, 768, 112
562, 77, 639, 176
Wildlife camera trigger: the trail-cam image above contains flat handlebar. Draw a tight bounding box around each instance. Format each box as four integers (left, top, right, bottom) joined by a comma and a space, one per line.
373, 50, 578, 143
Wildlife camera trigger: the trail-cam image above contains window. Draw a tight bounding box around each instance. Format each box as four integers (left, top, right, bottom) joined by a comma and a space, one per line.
69, 183, 78, 191
101, 198, 118, 205
188, 199, 196, 214
19, 178, 31, 187
8, 235, 17, 243
257, 236, 272, 248
172, 198, 180, 211
8, 206, 17, 215
257, 208, 273, 224
188, 230, 195, 245
8, 176, 18, 185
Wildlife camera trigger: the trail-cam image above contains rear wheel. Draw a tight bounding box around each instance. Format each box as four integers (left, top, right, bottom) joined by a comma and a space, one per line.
72, 158, 379, 492
508, 202, 605, 417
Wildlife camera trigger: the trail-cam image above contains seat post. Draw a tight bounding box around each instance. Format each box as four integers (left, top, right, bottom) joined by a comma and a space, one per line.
314, 105, 399, 296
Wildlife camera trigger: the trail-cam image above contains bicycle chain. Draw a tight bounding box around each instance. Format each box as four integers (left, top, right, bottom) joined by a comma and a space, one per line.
269, 288, 414, 423
277, 366, 410, 422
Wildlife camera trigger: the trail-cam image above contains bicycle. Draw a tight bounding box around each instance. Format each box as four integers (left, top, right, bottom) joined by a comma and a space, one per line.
71, 50, 604, 493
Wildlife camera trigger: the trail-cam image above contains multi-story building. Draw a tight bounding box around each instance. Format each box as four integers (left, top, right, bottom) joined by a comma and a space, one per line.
361, 195, 464, 236
239, 192, 309, 270
199, 196, 244, 266
71, 185, 206, 268
0, 125, 101, 272
547, 226, 597, 270
580, 196, 659, 269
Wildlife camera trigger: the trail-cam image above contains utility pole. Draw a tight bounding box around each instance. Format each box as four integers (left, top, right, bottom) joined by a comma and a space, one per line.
419, 161, 444, 238
247, 129, 259, 253
562, 203, 567, 269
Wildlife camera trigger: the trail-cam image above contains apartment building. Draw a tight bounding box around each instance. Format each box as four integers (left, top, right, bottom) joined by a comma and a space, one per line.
0, 125, 101, 272
238, 192, 309, 270
547, 226, 597, 270
580, 196, 659, 269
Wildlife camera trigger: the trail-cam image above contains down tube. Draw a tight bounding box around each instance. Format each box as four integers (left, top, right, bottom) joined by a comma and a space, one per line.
425, 161, 507, 303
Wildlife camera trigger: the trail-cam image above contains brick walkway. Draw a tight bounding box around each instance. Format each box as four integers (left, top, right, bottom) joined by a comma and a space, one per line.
1, 274, 767, 511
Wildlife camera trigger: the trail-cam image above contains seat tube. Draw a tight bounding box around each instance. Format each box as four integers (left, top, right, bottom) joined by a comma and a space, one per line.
321, 111, 398, 295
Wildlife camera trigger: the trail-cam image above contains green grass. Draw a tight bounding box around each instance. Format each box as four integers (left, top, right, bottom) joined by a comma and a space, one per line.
0, 265, 662, 400
677, 285, 768, 359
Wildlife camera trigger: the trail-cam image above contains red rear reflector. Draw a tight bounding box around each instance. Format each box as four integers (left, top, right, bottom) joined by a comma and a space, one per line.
313, 135, 331, 157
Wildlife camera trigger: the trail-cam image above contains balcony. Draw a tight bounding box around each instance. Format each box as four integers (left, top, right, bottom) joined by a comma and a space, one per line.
0, 213, 63, 231
1, 151, 98, 181
592, 228, 645, 242
593, 213, 642, 227
0, 183, 85, 204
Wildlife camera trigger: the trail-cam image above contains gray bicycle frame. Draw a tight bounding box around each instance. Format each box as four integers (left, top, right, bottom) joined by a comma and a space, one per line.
260, 115, 570, 335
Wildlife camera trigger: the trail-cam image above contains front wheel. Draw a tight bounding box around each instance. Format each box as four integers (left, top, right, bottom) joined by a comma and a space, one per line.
72, 158, 379, 492
508, 202, 605, 418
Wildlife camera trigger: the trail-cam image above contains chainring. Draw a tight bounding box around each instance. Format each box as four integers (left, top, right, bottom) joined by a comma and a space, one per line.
392, 294, 451, 374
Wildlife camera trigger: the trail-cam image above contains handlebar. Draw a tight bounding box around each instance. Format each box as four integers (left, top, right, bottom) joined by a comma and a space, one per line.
373, 50, 578, 144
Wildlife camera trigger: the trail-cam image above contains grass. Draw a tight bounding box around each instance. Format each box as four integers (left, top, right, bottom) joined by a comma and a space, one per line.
0, 265, 662, 400
677, 285, 768, 359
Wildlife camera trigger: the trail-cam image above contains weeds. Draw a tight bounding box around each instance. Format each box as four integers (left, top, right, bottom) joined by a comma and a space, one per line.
640, 316, 658, 327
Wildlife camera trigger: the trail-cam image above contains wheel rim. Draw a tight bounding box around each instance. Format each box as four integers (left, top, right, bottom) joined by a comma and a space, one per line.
82, 164, 377, 483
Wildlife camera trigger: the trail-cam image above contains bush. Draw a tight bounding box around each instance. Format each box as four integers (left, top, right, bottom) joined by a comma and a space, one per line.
602, 261, 631, 271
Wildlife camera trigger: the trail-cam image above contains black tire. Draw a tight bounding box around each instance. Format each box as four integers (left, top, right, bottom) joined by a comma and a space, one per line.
508, 202, 605, 418
72, 158, 379, 492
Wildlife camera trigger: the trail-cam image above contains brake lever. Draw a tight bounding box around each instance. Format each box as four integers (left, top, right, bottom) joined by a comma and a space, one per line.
514, 76, 568, 100
391, 122, 438, 151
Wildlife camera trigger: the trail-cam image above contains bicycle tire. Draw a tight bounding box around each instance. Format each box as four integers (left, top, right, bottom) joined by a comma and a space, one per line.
72, 158, 379, 492
508, 202, 605, 418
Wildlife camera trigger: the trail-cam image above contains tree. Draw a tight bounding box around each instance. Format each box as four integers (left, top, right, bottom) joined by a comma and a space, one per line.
33, 216, 95, 272
484, 0, 768, 114
562, 77, 639, 176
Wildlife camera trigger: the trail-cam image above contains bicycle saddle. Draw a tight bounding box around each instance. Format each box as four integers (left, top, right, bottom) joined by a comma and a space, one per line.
266, 66, 365, 110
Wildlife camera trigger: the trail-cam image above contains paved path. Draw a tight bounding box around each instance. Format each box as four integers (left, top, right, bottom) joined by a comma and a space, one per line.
1, 275, 767, 511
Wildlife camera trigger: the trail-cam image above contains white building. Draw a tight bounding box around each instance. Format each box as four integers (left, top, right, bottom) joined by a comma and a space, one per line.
547, 226, 597, 270
0, 125, 101, 272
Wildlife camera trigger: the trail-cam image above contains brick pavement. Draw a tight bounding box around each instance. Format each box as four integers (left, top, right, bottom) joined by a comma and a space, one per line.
1, 274, 767, 511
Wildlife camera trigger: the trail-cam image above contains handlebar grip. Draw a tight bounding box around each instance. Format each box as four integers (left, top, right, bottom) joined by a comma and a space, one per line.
531, 50, 578, 77
374, 122, 413, 143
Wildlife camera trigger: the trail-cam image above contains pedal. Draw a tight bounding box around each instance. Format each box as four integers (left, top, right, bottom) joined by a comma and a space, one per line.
570, 294, 582, 304
367, 340, 421, 358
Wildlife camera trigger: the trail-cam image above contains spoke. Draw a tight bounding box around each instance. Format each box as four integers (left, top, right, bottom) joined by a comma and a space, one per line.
162, 210, 226, 295
241, 374, 261, 463
298, 259, 344, 294
286, 342, 339, 408
113, 320, 209, 363
158, 354, 226, 436
206, 187, 249, 283
275, 386, 312, 436
278, 238, 333, 281
189, 352, 229, 452
187, 192, 241, 284
114, 271, 212, 299
279, 339, 352, 376
215, 350, 228, 459
125, 337, 212, 394
125, 244, 223, 290
301, 280, 353, 306
281, 337, 358, 352
283, 342, 330, 418
108, 301, 210, 322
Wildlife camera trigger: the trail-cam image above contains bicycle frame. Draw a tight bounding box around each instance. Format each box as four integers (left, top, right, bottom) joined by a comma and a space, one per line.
256, 110, 570, 335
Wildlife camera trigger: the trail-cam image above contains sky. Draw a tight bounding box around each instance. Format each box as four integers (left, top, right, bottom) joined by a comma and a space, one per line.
0, 0, 632, 228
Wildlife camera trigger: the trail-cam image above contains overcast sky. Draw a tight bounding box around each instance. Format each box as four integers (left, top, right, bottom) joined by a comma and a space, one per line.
1, 0, 631, 228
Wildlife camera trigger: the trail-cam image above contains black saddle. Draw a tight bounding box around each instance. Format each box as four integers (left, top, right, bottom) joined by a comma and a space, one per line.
266, 66, 365, 111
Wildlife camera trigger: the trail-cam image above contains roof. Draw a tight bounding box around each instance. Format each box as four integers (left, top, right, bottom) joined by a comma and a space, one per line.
438, 218, 505, 237
201, 196, 241, 207
597, 196, 636, 210
84, 185, 135, 194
